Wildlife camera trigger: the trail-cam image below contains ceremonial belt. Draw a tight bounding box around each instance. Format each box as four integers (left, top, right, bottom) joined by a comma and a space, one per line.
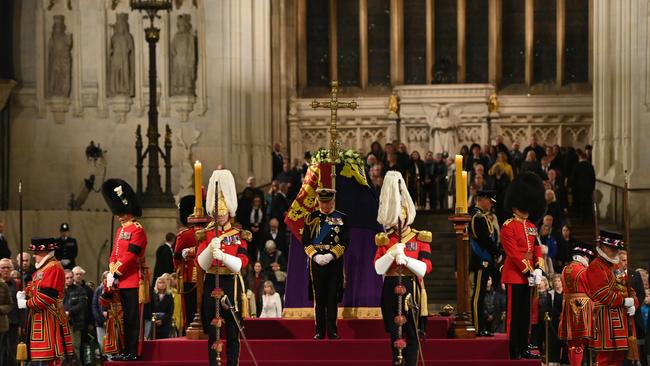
386, 268, 416, 277
565, 293, 589, 300
313, 244, 333, 250
206, 267, 238, 275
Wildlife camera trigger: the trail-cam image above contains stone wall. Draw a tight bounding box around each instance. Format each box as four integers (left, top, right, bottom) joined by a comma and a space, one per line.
7, 0, 275, 210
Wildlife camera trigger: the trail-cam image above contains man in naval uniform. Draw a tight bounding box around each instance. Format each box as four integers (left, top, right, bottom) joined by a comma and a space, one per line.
469, 190, 500, 337
302, 188, 348, 340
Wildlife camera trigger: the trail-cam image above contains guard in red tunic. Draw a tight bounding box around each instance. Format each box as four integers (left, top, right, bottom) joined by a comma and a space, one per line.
374, 171, 432, 366
558, 244, 595, 366
584, 230, 637, 366
174, 195, 203, 332
196, 170, 251, 366
16, 238, 74, 364
101, 179, 149, 361
500, 172, 546, 360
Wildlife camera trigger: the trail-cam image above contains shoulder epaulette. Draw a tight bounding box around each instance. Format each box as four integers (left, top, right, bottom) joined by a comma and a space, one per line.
503, 218, 514, 226
134, 221, 143, 229
240, 229, 253, 241
416, 230, 432, 243
375, 232, 389, 247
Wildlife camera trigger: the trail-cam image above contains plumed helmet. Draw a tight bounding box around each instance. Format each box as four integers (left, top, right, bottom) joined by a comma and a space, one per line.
504, 172, 546, 223
377, 171, 416, 229
101, 179, 142, 217
206, 170, 238, 217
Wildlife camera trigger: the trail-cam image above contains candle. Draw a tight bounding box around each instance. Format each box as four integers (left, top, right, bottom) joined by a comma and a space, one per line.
460, 171, 468, 214
455, 155, 464, 213
194, 160, 203, 210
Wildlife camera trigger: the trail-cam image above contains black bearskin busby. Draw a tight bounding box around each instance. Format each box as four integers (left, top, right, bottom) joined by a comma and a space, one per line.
101, 179, 142, 217
504, 171, 546, 223
178, 195, 195, 226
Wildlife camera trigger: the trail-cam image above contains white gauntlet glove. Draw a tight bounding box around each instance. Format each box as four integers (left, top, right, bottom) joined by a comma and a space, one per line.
106, 273, 115, 288
322, 253, 335, 265
16, 291, 27, 309
627, 306, 636, 317
313, 254, 327, 266
533, 268, 543, 285
624, 297, 635, 308
181, 248, 191, 259
395, 253, 409, 266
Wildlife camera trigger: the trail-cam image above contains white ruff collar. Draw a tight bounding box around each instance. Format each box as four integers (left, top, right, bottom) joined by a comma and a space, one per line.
572, 255, 589, 267
35, 251, 55, 269
596, 246, 620, 265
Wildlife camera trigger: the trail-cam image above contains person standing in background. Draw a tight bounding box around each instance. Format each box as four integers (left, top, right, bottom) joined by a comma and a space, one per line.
56, 223, 78, 270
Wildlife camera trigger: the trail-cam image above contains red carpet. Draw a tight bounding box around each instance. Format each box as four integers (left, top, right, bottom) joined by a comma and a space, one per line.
105, 318, 541, 365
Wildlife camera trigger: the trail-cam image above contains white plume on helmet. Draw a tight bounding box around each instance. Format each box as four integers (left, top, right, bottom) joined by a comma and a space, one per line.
377, 171, 416, 229
206, 169, 238, 217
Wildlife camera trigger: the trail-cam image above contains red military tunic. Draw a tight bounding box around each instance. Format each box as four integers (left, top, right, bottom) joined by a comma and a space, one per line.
584, 257, 635, 351
374, 228, 433, 276
109, 219, 148, 289
175, 226, 200, 284
196, 223, 250, 275
500, 217, 544, 285
559, 260, 593, 341
25, 256, 74, 361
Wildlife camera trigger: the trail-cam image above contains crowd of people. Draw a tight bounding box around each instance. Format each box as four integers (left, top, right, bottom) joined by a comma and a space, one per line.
0, 135, 606, 365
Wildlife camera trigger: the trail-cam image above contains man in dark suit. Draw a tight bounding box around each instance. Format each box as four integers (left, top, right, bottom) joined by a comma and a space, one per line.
244, 196, 266, 261
0, 220, 10, 260
263, 218, 288, 262
271, 183, 290, 230
153, 232, 175, 281
272, 143, 284, 179
570, 149, 596, 222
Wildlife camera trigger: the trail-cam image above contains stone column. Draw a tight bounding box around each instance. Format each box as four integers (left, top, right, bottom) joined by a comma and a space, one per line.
359, 0, 368, 89
556, 0, 565, 88
207, 0, 273, 184
525, 0, 533, 87
457, 0, 466, 83
425, 0, 435, 84
488, 0, 502, 86
390, 0, 404, 85
329, 0, 338, 81
593, 0, 650, 228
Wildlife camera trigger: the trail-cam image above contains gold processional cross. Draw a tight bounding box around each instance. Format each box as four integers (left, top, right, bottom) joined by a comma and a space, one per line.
310, 81, 358, 194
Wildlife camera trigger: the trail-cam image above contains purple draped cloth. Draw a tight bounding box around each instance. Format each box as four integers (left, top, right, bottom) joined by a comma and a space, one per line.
284, 227, 382, 309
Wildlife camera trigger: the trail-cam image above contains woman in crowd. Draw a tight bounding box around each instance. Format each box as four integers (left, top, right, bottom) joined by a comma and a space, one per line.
548, 274, 567, 366
539, 225, 557, 275
519, 151, 545, 178
488, 152, 514, 182
555, 225, 576, 272
246, 261, 266, 317
369, 141, 385, 164
259, 281, 282, 318
151, 276, 174, 339
407, 150, 426, 208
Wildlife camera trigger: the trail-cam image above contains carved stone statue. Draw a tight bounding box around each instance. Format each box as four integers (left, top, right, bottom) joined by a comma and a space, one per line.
47, 15, 73, 98
171, 14, 197, 96
431, 105, 460, 154
108, 13, 135, 97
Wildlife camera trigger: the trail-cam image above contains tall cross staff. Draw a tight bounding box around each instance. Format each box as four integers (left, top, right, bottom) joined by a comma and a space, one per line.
310, 81, 358, 195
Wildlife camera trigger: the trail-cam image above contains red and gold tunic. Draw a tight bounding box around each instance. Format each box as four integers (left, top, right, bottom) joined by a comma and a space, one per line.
373, 228, 433, 276
109, 219, 148, 290
558, 260, 593, 341
584, 256, 636, 351
25, 257, 74, 361
196, 223, 250, 274
174, 226, 200, 284
500, 217, 544, 285
99, 285, 123, 355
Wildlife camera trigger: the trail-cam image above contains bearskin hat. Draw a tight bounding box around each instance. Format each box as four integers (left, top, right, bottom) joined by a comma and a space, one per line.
29, 237, 58, 252
101, 179, 142, 217
504, 171, 546, 223
178, 195, 195, 226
